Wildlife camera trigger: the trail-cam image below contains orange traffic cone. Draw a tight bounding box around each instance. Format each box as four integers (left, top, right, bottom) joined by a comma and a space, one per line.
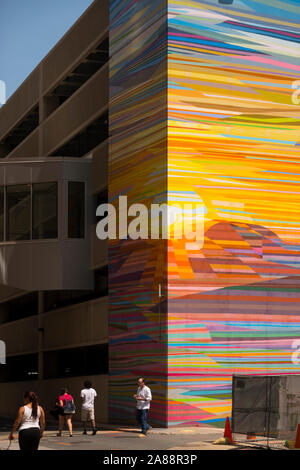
224, 417, 234, 444
294, 424, 300, 449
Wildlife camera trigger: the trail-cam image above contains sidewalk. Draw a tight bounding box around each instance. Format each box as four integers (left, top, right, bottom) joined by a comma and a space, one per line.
96, 423, 225, 435
0, 424, 237, 451
0, 417, 289, 451
0, 415, 225, 435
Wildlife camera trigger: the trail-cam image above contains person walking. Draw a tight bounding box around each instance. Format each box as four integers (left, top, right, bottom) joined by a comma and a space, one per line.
57, 388, 75, 437
9, 391, 45, 451
80, 380, 98, 435
49, 395, 65, 421
133, 377, 152, 437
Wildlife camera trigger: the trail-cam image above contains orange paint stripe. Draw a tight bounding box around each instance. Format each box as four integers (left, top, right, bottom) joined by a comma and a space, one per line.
168, 314, 300, 323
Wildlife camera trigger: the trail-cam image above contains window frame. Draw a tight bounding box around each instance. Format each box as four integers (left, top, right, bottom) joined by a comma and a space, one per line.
3, 182, 59, 242
32, 181, 59, 240
0, 186, 4, 242
67, 180, 86, 239
5, 183, 32, 242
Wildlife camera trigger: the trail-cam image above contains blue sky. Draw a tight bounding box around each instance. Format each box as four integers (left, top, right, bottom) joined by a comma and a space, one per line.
0, 0, 94, 100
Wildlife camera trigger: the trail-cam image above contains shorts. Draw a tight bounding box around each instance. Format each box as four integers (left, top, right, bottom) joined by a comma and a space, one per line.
81, 408, 95, 421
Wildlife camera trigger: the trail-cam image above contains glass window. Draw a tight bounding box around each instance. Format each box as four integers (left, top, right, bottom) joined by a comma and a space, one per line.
95, 265, 108, 297
43, 344, 108, 379
0, 187, 4, 242
44, 289, 94, 312
0, 353, 38, 383
6, 184, 31, 241
32, 182, 58, 239
0, 292, 38, 324
96, 188, 108, 207
68, 181, 85, 238
43, 267, 109, 312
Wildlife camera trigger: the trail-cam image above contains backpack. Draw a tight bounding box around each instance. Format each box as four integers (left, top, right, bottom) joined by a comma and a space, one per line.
63, 395, 76, 414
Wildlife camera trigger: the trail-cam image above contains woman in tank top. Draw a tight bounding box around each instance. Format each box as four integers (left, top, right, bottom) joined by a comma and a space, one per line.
9, 391, 45, 451
57, 387, 75, 437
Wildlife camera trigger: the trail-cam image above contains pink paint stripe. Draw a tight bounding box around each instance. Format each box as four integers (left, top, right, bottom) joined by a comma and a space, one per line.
169, 32, 213, 41
240, 55, 300, 72
226, 21, 300, 39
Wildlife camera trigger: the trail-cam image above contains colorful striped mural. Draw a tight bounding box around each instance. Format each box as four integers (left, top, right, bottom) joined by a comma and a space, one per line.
109, 0, 300, 427
108, 0, 169, 425
167, 0, 300, 426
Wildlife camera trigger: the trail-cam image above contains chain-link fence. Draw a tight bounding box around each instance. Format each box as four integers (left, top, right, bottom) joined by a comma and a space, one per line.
231, 374, 300, 449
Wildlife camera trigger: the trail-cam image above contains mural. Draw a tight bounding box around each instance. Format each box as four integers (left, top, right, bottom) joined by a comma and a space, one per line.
167, 0, 300, 425
108, 0, 168, 425
109, 0, 300, 426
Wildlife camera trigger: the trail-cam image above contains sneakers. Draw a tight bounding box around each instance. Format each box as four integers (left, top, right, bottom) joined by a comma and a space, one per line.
138, 433, 146, 438
83, 429, 97, 435
146, 425, 152, 435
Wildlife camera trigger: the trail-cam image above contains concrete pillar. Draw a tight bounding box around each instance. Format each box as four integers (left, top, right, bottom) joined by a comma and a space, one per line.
38, 291, 44, 380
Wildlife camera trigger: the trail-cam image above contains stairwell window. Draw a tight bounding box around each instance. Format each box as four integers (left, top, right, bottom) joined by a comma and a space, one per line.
0, 187, 4, 242
68, 181, 85, 238
6, 184, 31, 241
32, 182, 58, 239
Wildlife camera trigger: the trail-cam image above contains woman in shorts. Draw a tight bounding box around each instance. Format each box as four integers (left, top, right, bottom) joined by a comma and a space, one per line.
57, 387, 75, 437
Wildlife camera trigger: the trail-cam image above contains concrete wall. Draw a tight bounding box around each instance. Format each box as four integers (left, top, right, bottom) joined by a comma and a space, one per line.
0, 374, 109, 424
8, 128, 39, 159
92, 142, 108, 193
0, 296, 108, 357
0, 159, 93, 291
0, 0, 109, 159
41, 65, 109, 156
0, 68, 40, 141
42, 297, 108, 351
42, 0, 109, 95
0, 0, 110, 425
0, 316, 39, 356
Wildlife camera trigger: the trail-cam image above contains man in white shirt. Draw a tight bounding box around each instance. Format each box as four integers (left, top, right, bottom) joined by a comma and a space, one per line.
80, 380, 98, 435
133, 377, 152, 437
